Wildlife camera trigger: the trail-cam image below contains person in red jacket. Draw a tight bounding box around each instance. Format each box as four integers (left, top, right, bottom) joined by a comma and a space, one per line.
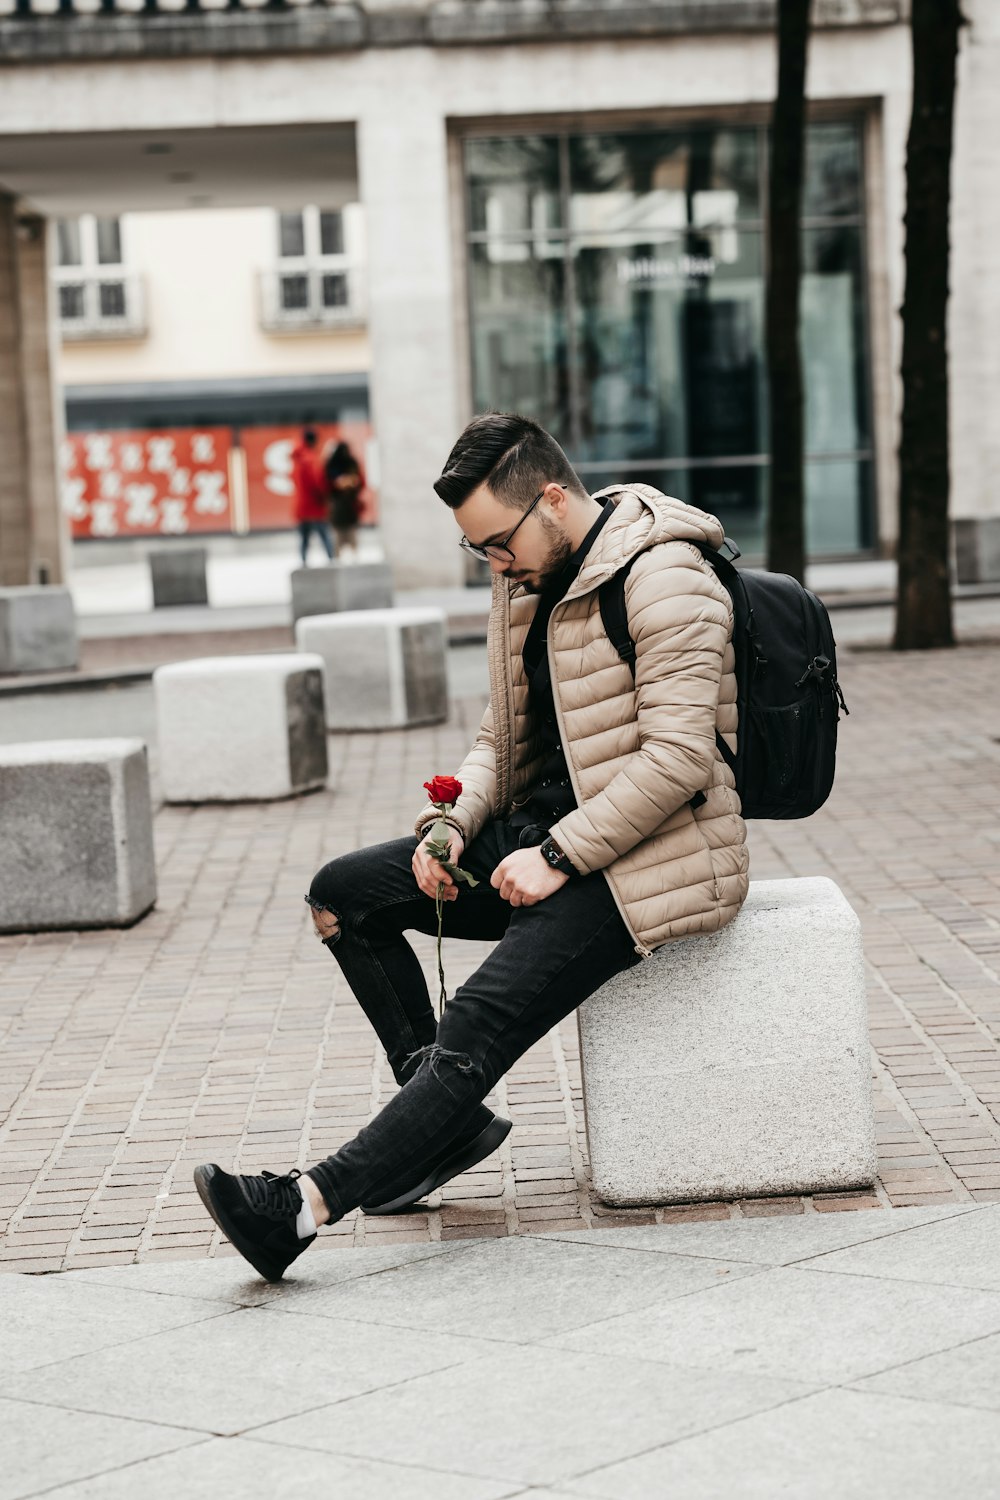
292, 427, 334, 565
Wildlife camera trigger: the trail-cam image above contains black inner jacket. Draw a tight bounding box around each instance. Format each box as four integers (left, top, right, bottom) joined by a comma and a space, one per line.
508, 499, 617, 845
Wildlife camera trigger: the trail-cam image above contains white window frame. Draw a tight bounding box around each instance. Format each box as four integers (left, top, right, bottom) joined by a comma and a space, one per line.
54, 214, 146, 341
260, 203, 365, 332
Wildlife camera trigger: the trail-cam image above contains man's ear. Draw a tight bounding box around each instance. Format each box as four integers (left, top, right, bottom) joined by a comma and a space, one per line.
544, 481, 570, 520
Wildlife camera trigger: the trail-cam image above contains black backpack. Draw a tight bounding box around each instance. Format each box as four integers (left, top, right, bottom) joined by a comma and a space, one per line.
598, 539, 849, 820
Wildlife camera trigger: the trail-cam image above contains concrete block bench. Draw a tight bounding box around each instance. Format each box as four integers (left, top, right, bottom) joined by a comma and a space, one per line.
0, 739, 156, 932
291, 560, 394, 624
150, 547, 209, 608
953, 517, 1000, 585
295, 607, 448, 731
0, 587, 77, 674
578, 878, 876, 1206
154, 654, 328, 803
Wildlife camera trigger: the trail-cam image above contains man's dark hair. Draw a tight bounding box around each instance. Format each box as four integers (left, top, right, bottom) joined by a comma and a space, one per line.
433, 412, 586, 511
302, 426, 318, 447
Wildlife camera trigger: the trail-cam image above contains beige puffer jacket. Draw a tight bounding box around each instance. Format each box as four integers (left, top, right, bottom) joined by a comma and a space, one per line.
416, 484, 750, 956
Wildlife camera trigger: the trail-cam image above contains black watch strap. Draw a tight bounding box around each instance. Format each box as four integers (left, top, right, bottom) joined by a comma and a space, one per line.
539, 835, 575, 876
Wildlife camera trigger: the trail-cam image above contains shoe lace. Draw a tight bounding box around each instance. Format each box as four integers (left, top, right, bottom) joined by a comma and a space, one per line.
242, 1168, 304, 1223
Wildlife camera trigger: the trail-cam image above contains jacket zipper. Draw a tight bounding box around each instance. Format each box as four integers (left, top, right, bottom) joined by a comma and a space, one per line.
544, 597, 652, 960
492, 577, 516, 816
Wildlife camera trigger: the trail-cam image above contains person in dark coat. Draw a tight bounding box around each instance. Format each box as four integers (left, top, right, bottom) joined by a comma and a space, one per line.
323, 439, 364, 560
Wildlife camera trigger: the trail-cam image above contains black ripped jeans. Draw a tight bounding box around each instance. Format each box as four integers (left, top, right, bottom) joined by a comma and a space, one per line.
304, 818, 641, 1219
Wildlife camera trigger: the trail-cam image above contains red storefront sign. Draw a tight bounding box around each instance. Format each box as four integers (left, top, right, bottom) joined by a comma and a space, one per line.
241, 423, 377, 530
62, 423, 378, 539
62, 429, 234, 540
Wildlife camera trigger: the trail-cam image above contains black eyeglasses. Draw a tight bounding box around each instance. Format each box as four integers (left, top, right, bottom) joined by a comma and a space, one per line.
459, 487, 559, 563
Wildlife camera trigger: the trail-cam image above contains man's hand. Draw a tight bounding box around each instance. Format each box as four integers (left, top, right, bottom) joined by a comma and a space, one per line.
491, 847, 569, 907
413, 828, 465, 902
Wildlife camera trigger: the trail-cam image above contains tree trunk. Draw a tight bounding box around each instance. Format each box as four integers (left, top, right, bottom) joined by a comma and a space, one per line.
894, 0, 962, 650
765, 0, 810, 583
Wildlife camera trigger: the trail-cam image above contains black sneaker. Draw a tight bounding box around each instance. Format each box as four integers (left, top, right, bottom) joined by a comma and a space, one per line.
361, 1114, 513, 1216
194, 1164, 315, 1282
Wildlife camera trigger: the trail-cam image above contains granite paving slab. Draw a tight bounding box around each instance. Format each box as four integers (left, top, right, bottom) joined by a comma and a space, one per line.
0, 1397, 200, 1500
543, 1263, 1000, 1385
67, 1239, 460, 1306
533, 1205, 979, 1266
563, 1387, 1000, 1499
252, 1344, 813, 1488
852, 1328, 1000, 1414
799, 1203, 1000, 1291
0, 1273, 229, 1375
0, 1304, 495, 1436
36, 1437, 520, 1500
271, 1232, 761, 1344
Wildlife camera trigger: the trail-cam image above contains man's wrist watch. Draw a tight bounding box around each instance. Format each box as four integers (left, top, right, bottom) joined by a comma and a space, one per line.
539, 835, 575, 876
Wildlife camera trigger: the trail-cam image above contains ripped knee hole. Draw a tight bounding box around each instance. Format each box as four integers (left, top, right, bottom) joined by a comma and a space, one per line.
403, 1042, 476, 1082
304, 895, 341, 944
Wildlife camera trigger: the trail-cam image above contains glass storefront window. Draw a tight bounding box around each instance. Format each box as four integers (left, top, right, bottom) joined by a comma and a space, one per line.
801, 224, 869, 454
579, 463, 769, 554
570, 129, 760, 234
469, 242, 570, 444
802, 123, 862, 220
806, 458, 872, 555
464, 119, 873, 558
573, 229, 764, 466
466, 137, 562, 236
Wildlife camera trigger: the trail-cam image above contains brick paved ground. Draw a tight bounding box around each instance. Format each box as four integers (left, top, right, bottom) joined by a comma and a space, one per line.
1, 640, 999, 1273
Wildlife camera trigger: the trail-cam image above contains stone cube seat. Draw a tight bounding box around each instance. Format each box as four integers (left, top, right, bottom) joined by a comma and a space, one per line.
149, 547, 209, 608
294, 607, 448, 731
0, 586, 77, 674
0, 738, 156, 932
154, 653, 328, 803
291, 560, 394, 623
578, 877, 877, 1206
953, 516, 1000, 585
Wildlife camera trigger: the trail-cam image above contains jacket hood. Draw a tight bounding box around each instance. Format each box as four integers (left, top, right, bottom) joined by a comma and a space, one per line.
564, 483, 726, 602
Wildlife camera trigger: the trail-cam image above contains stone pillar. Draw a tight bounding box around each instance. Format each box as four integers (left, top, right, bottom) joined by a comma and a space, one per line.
0, 194, 32, 587
18, 212, 67, 587
0, 195, 67, 588
357, 102, 465, 591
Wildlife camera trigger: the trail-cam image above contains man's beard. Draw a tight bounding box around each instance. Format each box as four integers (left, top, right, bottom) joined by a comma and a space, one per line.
516, 521, 573, 594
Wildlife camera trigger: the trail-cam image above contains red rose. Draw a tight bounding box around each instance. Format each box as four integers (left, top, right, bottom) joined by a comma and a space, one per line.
423, 775, 462, 806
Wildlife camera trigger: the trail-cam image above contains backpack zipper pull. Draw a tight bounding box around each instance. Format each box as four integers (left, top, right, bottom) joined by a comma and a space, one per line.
794, 654, 831, 689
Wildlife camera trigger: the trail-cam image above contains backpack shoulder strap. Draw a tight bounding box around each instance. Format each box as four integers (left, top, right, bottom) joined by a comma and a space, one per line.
598, 552, 712, 808
598, 553, 640, 677
598, 537, 741, 676
600, 544, 736, 782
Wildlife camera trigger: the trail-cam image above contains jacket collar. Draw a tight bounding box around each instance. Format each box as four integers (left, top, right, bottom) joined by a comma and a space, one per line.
507, 484, 727, 607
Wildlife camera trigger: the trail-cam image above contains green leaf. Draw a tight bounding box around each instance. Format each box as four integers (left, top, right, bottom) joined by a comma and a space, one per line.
439, 860, 479, 889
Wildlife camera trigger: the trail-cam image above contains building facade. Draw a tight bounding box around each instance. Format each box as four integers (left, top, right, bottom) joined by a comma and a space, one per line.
54, 204, 375, 542
0, 0, 997, 589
